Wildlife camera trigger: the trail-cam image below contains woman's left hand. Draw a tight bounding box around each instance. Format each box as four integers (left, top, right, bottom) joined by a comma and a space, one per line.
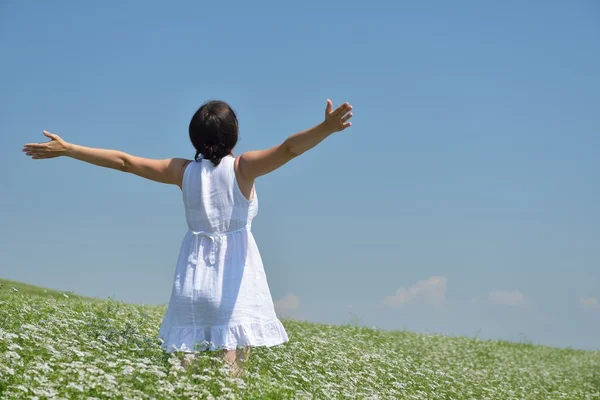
23, 131, 70, 159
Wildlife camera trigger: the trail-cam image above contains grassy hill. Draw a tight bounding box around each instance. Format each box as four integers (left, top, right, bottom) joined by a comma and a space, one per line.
0, 278, 103, 302
0, 278, 598, 399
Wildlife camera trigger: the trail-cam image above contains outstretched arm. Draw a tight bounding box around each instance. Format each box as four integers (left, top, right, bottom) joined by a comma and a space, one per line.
22, 131, 190, 187
235, 99, 353, 181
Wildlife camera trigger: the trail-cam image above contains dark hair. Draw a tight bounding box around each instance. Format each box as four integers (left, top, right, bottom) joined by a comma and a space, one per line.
189, 100, 238, 166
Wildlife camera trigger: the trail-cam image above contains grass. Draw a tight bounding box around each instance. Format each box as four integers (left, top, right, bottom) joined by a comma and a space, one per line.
0, 278, 101, 303
1, 278, 599, 399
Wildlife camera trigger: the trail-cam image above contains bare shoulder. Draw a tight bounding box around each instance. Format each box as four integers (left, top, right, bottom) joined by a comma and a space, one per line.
171, 158, 193, 189
233, 155, 256, 201
171, 157, 193, 171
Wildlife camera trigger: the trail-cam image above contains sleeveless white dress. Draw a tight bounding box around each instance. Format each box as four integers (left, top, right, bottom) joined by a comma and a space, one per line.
158, 155, 289, 352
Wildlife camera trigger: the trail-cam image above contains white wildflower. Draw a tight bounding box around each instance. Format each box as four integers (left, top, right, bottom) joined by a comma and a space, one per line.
66, 382, 84, 392
5, 351, 21, 360
8, 343, 23, 351
71, 348, 86, 358
121, 365, 135, 375
15, 384, 28, 392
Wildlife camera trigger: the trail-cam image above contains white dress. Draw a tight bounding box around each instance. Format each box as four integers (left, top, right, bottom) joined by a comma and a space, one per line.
158, 155, 289, 352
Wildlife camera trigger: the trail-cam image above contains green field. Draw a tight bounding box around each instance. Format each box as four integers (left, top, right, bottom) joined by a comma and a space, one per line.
0, 278, 598, 399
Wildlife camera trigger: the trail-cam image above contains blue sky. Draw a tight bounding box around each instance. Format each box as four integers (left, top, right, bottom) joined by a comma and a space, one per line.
1, 0, 598, 350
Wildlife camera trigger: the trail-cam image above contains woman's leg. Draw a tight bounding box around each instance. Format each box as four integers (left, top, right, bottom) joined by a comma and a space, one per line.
218, 348, 245, 377
222, 349, 237, 364
232, 346, 251, 377
181, 348, 246, 376
236, 346, 251, 364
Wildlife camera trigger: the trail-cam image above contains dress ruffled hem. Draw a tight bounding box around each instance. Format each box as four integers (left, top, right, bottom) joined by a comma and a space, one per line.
158, 319, 289, 353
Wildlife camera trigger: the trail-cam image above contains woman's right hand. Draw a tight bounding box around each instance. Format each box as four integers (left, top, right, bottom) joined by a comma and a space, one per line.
234, 98, 354, 182
322, 99, 353, 133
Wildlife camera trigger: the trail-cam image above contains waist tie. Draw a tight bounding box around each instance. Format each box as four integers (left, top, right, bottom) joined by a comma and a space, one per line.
191, 226, 249, 266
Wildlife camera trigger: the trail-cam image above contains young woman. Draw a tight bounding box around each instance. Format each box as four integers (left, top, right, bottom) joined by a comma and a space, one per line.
22, 99, 353, 376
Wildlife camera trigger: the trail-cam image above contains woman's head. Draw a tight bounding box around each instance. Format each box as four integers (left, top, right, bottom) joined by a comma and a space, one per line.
189, 100, 238, 165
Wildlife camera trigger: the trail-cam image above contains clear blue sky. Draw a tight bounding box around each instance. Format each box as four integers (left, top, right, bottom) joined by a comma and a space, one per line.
1, 1, 598, 350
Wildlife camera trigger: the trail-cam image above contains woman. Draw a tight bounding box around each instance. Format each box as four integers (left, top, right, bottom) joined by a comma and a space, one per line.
22, 99, 353, 376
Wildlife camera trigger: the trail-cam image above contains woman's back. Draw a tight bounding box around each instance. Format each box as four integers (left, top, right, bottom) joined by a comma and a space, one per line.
159, 154, 288, 354
182, 155, 257, 234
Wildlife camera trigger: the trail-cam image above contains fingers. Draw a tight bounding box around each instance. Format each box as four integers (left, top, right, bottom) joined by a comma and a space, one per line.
23, 130, 55, 148
333, 102, 352, 117
22, 145, 49, 156
43, 130, 57, 140
324, 100, 354, 131
22, 131, 61, 159
22, 146, 48, 158
22, 142, 47, 149
327, 100, 352, 116
23, 150, 54, 159
341, 112, 353, 123
24, 152, 52, 159
23, 151, 45, 158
